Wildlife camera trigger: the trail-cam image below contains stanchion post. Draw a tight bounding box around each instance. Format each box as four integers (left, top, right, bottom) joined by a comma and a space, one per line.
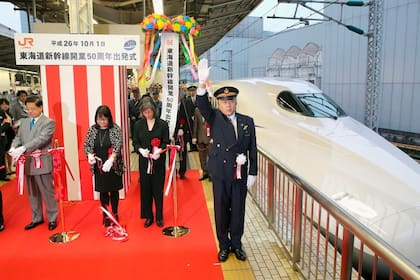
162, 145, 189, 237
49, 139, 80, 243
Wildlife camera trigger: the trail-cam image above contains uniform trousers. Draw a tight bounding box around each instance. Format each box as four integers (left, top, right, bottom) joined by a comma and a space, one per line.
197, 143, 210, 176
26, 173, 58, 223
0, 190, 3, 225
212, 177, 247, 250
178, 145, 188, 176
140, 170, 165, 221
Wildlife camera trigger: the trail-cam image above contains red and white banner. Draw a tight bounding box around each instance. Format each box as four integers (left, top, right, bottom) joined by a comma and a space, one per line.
160, 32, 179, 137
41, 65, 130, 201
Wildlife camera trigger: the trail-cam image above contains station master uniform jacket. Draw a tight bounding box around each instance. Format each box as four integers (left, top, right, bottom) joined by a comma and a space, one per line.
196, 91, 257, 251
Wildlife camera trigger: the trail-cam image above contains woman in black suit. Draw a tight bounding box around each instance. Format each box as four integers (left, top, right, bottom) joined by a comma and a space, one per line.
0, 98, 15, 176
132, 101, 169, 228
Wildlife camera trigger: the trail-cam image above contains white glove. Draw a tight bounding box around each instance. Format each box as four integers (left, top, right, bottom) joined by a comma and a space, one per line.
102, 157, 114, 172
151, 151, 161, 160
9, 146, 26, 160
246, 175, 257, 190
139, 148, 150, 158
198, 58, 210, 84
177, 129, 184, 136
197, 87, 206, 96
192, 138, 197, 145
87, 153, 96, 165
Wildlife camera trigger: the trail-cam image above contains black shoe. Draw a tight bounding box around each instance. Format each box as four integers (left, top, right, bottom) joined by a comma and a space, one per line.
218, 249, 230, 262
0, 224, 4, 232
144, 218, 153, 228
48, 221, 57, 231
24, 220, 44, 230
199, 174, 209, 181
180, 174, 186, 179
156, 219, 164, 227
103, 217, 111, 227
0, 177, 10, 181
232, 248, 247, 261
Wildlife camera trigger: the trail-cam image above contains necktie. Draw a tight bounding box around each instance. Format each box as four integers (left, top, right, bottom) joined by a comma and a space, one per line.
30, 118, 35, 130
229, 117, 237, 139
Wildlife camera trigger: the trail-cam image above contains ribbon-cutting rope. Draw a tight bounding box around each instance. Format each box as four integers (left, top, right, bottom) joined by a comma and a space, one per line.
15, 147, 74, 196
101, 206, 128, 242
164, 145, 181, 196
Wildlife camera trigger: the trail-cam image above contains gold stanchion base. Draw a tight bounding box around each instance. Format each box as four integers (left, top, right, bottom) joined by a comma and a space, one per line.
49, 231, 80, 244
162, 226, 189, 237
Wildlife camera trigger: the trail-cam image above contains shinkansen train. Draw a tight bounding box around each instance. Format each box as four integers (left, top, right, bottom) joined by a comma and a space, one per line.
210, 78, 420, 273
0, 67, 41, 93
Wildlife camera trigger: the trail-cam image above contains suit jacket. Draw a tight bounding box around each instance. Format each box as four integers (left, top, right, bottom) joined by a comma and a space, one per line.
132, 118, 169, 173
192, 107, 211, 144
196, 93, 257, 181
11, 114, 55, 175
174, 97, 192, 142
10, 100, 28, 123
128, 98, 141, 119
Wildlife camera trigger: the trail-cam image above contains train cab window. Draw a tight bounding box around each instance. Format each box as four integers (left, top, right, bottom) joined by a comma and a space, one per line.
276, 91, 303, 113
296, 93, 346, 118
15, 73, 24, 85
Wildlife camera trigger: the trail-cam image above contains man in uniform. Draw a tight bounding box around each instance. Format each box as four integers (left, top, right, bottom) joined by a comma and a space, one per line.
195, 59, 257, 262
192, 104, 212, 181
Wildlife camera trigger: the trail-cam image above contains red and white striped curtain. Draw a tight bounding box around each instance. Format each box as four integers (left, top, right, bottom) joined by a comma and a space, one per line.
41, 65, 130, 201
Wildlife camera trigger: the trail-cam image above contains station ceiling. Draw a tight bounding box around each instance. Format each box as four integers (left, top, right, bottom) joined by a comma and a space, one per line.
1, 0, 263, 73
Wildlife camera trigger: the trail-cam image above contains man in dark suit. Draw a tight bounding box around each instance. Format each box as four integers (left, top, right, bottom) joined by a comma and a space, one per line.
192, 105, 212, 181
9, 95, 58, 231
186, 85, 198, 151
196, 59, 257, 262
174, 93, 192, 179
128, 87, 141, 140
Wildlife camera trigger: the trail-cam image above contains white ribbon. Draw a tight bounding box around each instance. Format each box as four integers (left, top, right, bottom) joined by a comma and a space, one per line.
33, 150, 42, 169
17, 158, 25, 195
235, 153, 247, 179
164, 145, 180, 196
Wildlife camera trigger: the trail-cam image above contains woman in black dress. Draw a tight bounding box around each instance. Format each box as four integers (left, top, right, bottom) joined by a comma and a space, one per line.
132, 101, 169, 228
84, 105, 125, 227
0, 98, 15, 176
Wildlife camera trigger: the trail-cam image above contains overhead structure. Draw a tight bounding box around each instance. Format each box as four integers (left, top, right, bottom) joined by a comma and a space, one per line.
364, 0, 383, 131
68, 0, 94, 34
2, 0, 263, 71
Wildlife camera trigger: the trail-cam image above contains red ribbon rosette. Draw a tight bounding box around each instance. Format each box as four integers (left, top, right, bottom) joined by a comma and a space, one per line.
147, 138, 161, 174
151, 138, 161, 149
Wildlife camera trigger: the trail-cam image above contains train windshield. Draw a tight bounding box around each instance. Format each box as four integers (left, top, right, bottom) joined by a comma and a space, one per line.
276, 91, 346, 119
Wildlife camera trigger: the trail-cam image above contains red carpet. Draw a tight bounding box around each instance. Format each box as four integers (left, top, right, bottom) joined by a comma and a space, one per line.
0, 170, 223, 280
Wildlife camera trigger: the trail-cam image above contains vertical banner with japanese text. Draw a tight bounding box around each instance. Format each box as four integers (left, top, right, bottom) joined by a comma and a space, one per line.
160, 32, 179, 137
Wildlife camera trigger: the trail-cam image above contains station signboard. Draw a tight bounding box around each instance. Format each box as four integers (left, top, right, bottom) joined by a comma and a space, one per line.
14, 33, 140, 66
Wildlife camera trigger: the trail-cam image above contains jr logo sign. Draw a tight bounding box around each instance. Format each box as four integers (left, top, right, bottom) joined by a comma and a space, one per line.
17, 37, 34, 48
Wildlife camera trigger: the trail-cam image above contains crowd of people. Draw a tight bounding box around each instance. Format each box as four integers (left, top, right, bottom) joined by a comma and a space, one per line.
0, 64, 258, 262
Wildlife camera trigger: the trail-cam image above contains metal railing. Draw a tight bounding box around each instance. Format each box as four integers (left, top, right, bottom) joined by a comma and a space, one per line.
249, 147, 420, 280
